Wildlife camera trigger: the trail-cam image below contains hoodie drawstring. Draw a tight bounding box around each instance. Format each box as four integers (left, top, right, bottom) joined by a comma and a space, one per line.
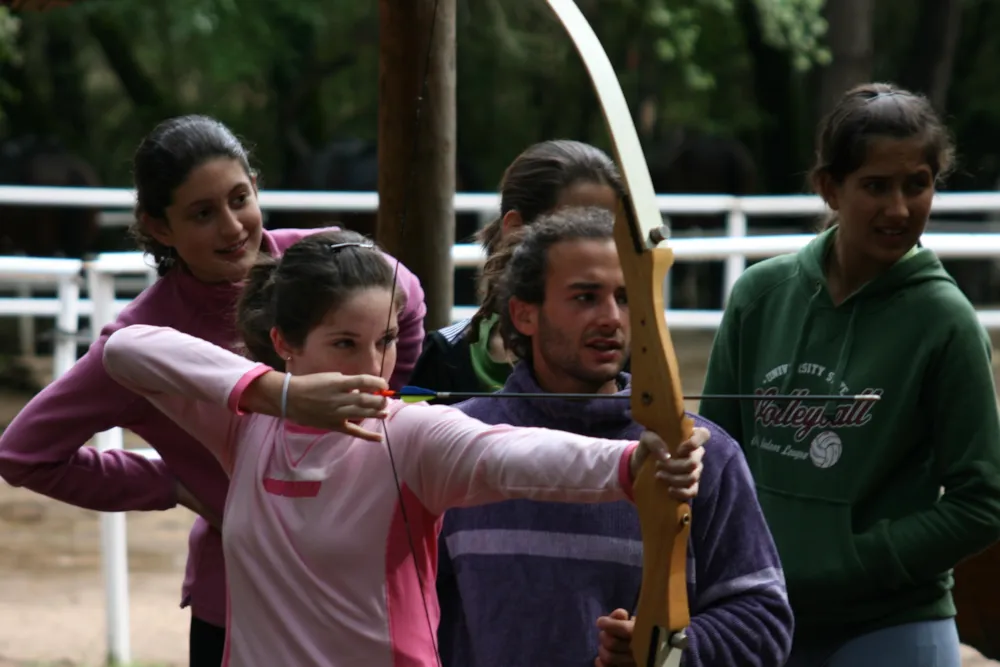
778, 281, 824, 396
823, 306, 860, 417
778, 280, 861, 418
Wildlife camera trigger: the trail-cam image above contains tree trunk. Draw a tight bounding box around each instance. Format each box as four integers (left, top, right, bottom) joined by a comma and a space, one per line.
377, 0, 457, 331
817, 0, 874, 118
46, 16, 88, 152
738, 0, 801, 194
899, 0, 962, 113
0, 18, 54, 137
87, 13, 174, 123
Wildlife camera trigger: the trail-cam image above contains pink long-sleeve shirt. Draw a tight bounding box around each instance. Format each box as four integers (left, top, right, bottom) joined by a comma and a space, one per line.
0, 227, 427, 628
102, 324, 638, 667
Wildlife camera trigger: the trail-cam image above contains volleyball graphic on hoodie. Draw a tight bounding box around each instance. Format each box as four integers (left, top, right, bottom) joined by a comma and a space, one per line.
809, 431, 842, 469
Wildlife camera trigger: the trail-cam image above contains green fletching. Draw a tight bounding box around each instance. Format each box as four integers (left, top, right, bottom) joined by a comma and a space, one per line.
399, 394, 435, 403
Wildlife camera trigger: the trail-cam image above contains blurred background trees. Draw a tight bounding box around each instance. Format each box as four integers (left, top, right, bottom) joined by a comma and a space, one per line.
1, 0, 991, 198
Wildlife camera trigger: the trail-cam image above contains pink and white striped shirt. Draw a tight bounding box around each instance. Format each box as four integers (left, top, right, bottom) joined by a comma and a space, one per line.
103, 324, 638, 667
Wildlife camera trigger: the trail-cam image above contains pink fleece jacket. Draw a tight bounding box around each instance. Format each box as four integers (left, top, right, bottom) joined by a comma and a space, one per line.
102, 324, 637, 667
0, 227, 427, 627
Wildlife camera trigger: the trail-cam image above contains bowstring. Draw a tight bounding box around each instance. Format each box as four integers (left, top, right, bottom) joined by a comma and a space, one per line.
377, 1, 443, 665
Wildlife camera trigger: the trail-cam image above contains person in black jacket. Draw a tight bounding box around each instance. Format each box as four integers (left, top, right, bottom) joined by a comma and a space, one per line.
410, 140, 624, 402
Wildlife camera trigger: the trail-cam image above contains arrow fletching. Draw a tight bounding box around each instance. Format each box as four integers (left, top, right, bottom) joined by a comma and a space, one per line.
395, 385, 437, 403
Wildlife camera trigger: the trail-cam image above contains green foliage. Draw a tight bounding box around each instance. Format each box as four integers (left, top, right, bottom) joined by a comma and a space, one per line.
56, 0, 826, 182
0, 7, 22, 120
753, 0, 830, 71
0, 7, 20, 64
5, 0, 383, 183
13, 0, 994, 198
643, 0, 828, 91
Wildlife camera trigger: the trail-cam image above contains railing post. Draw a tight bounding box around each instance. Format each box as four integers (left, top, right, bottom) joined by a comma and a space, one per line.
17, 283, 34, 359
52, 275, 81, 379
85, 265, 132, 666
723, 206, 747, 304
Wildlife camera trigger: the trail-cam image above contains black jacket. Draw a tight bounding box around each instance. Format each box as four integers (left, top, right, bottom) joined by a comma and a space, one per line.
408, 318, 481, 406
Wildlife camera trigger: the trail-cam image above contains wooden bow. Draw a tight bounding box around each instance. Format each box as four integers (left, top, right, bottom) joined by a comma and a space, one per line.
545, 2, 693, 665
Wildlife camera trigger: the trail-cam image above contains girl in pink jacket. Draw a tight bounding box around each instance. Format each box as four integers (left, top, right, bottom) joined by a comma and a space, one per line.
102, 230, 708, 667
0, 116, 426, 664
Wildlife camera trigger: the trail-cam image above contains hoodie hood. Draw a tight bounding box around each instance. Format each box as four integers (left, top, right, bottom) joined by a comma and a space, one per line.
780, 226, 955, 410
796, 226, 952, 298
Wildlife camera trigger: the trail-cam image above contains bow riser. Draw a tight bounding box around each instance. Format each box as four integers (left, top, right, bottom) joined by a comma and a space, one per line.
614, 206, 694, 666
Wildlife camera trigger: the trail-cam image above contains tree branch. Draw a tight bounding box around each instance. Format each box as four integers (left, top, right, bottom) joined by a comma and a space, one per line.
86, 12, 174, 115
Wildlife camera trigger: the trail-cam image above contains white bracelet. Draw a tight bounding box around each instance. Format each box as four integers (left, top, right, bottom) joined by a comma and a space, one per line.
280, 372, 291, 420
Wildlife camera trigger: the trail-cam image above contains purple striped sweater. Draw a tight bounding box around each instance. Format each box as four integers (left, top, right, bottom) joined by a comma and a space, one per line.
435, 362, 793, 667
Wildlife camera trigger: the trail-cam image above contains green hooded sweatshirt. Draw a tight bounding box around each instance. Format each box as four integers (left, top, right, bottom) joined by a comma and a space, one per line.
700, 226, 1000, 641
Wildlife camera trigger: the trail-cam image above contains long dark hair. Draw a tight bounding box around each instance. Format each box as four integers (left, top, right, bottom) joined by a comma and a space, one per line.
810, 83, 955, 230
487, 206, 615, 362
130, 115, 255, 276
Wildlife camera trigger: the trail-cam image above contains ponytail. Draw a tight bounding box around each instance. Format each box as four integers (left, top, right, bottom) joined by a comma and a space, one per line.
235, 255, 284, 369
468, 225, 527, 344
475, 216, 504, 258
467, 215, 505, 344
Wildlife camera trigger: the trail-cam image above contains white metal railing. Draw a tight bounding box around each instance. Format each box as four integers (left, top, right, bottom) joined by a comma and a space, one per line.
7, 184, 1000, 297
86, 259, 133, 663
6, 187, 1000, 664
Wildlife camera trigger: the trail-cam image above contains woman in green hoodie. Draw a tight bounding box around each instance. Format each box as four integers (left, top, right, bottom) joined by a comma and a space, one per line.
700, 82, 1000, 666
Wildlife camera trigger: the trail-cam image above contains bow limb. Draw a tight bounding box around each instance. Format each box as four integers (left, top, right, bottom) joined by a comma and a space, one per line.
544, 2, 694, 666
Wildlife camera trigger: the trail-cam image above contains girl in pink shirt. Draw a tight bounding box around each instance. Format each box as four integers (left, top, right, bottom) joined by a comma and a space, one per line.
102, 230, 708, 667
0, 116, 425, 663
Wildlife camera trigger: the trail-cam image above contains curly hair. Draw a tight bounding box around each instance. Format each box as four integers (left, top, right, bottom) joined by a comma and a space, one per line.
487, 206, 615, 362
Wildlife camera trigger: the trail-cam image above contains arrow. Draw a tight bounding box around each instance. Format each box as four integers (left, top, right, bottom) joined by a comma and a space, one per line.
376, 385, 882, 404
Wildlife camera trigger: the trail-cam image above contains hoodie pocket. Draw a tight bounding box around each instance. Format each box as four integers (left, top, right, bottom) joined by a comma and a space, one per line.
756, 483, 874, 610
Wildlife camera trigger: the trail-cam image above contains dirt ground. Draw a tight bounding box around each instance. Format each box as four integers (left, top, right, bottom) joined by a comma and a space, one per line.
0, 330, 996, 666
